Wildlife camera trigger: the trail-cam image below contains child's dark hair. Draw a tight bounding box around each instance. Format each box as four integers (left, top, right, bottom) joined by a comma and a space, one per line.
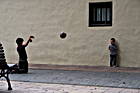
16, 38, 24, 45
111, 38, 116, 42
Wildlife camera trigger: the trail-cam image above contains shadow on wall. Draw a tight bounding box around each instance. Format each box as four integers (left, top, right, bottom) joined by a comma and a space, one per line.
116, 40, 121, 67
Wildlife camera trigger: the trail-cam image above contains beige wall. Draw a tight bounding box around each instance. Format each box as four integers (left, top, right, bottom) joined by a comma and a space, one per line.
0, 0, 140, 67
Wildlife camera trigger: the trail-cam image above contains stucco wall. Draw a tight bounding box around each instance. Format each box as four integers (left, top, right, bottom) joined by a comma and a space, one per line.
0, 0, 140, 67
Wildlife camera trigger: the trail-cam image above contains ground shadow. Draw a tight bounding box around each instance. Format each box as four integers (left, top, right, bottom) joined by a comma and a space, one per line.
0, 90, 10, 93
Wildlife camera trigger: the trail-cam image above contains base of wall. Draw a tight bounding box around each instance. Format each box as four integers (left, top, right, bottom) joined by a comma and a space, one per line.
29, 64, 140, 73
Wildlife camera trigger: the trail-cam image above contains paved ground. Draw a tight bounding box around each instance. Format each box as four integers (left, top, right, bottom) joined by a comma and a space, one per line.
9, 69, 140, 89
0, 69, 140, 93
0, 81, 140, 93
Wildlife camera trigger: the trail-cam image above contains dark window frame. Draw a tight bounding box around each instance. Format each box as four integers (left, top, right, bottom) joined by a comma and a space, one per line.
89, 2, 112, 27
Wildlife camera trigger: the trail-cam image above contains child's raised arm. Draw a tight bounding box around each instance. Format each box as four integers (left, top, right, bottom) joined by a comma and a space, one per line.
23, 36, 34, 47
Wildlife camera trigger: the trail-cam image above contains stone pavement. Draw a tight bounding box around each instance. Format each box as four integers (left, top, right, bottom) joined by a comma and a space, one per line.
8, 69, 140, 89
0, 81, 140, 93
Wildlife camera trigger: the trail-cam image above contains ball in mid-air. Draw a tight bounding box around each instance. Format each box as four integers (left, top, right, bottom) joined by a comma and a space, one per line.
60, 32, 67, 39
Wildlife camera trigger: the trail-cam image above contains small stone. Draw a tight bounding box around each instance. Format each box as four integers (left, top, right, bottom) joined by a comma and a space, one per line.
123, 82, 126, 84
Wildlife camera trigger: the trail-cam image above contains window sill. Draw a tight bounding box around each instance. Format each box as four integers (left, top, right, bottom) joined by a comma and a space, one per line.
88, 26, 112, 30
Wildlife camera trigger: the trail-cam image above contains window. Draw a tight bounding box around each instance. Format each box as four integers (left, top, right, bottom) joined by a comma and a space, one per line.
89, 2, 112, 27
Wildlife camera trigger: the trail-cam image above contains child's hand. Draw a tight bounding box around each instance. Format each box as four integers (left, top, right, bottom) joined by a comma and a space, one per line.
29, 36, 35, 42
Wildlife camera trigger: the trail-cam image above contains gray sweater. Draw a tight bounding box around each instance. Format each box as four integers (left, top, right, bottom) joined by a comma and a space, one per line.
109, 44, 118, 55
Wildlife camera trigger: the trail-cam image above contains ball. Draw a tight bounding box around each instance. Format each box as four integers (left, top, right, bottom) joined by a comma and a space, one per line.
60, 32, 67, 39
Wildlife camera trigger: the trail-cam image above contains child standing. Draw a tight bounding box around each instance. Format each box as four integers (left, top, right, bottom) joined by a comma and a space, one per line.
16, 36, 34, 73
109, 38, 118, 67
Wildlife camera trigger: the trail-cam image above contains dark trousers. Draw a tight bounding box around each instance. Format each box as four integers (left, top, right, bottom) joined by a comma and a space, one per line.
19, 59, 28, 73
110, 55, 117, 67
